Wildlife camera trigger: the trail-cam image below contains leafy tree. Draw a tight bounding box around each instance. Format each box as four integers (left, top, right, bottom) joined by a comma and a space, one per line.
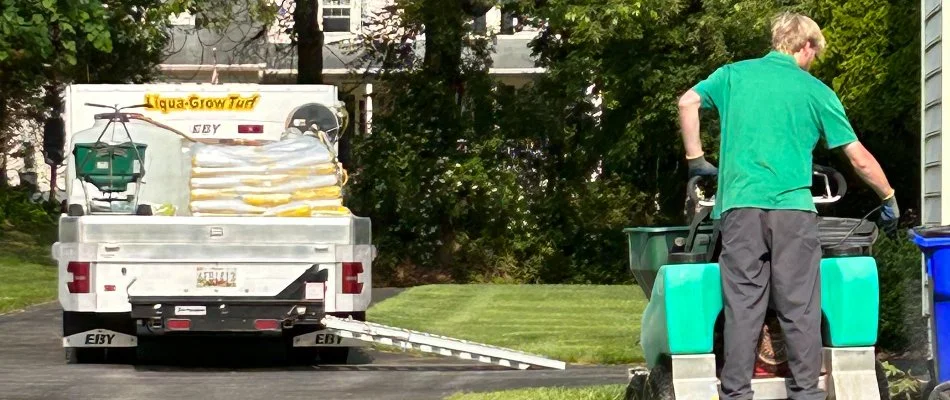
516, 0, 813, 223
0, 0, 177, 182
345, 0, 661, 284
806, 0, 921, 220
348, 0, 922, 286
0, 0, 111, 156
345, 0, 517, 283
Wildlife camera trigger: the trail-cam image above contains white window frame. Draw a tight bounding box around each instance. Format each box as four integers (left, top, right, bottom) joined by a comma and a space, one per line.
322, 0, 360, 34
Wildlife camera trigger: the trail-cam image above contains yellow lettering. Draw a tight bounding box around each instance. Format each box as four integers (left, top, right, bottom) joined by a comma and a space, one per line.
144, 93, 261, 113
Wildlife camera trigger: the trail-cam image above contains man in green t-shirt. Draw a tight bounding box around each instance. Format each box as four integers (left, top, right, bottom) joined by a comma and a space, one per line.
676, 11, 898, 400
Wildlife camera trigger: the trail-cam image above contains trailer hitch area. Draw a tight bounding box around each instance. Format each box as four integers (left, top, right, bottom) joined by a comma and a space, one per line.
123, 276, 138, 303
281, 305, 317, 328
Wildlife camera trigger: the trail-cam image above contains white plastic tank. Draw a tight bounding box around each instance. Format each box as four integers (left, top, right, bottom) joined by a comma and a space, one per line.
65, 113, 191, 215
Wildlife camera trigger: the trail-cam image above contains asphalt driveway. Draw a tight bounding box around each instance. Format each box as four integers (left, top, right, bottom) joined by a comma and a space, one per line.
0, 288, 628, 400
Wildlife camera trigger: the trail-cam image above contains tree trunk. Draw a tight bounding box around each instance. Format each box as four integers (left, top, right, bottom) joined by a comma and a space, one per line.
421, 0, 465, 91
0, 95, 8, 189
419, 0, 494, 100
295, 0, 324, 84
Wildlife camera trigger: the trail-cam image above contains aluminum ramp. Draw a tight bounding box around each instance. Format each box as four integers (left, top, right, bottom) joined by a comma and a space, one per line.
320, 315, 567, 370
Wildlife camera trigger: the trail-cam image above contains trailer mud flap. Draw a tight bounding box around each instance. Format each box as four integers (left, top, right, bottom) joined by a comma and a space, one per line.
292, 329, 369, 348
64, 329, 137, 348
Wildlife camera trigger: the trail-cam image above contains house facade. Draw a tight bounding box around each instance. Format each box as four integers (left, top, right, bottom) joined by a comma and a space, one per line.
158, 0, 545, 136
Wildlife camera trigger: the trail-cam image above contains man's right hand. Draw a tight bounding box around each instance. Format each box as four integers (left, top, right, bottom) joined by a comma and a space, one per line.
879, 193, 899, 236
687, 154, 718, 177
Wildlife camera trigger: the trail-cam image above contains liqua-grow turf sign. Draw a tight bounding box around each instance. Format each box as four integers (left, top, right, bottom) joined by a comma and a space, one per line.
144, 93, 261, 113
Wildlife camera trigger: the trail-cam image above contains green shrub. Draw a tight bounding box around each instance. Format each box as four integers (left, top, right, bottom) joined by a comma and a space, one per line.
0, 186, 58, 229
874, 234, 927, 354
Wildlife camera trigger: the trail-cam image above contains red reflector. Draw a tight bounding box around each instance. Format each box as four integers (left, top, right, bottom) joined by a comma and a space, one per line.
167, 319, 191, 330
66, 262, 91, 293
341, 262, 364, 294
254, 319, 280, 331
104, 285, 116, 292
238, 124, 263, 134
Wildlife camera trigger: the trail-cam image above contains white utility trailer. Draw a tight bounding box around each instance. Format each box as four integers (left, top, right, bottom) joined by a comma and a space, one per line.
53, 83, 566, 370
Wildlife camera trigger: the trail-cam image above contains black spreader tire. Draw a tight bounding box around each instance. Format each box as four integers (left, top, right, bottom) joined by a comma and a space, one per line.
624, 370, 648, 400
930, 383, 950, 400
643, 358, 675, 400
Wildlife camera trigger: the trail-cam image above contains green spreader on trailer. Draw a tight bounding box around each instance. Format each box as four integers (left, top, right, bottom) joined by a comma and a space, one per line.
622, 165, 889, 400
70, 102, 152, 216
73, 142, 146, 192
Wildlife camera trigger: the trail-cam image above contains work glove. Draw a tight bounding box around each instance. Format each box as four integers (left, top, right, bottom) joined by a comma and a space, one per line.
687, 154, 718, 177
878, 192, 899, 237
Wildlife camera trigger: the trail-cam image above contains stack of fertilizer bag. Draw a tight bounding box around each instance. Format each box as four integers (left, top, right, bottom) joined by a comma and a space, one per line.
188, 129, 350, 217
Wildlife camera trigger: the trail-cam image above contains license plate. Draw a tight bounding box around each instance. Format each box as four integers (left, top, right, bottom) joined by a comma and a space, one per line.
175, 305, 207, 316
196, 266, 237, 288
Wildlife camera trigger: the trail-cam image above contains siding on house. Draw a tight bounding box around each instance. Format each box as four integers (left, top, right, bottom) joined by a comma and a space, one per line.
923, 0, 945, 225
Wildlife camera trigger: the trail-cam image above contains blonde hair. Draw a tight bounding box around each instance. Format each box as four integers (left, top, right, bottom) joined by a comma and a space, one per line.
771, 12, 826, 56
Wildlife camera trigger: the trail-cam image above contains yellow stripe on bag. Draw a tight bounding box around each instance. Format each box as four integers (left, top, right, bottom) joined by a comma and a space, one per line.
310, 206, 352, 216
242, 193, 293, 207
284, 164, 338, 176
291, 186, 342, 200
272, 204, 313, 217
191, 189, 238, 200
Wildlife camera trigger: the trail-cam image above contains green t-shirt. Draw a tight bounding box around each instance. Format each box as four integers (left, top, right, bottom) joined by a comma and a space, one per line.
692, 50, 858, 218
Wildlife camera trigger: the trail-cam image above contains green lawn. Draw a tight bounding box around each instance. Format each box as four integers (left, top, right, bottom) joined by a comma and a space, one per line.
367, 284, 646, 365
444, 384, 627, 400
0, 227, 58, 314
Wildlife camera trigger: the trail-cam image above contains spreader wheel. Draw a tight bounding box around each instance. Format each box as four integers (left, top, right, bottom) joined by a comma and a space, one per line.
929, 382, 950, 400
624, 367, 649, 400
642, 358, 675, 400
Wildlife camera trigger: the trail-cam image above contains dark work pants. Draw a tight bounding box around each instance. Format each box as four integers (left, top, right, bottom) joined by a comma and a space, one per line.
717, 208, 825, 400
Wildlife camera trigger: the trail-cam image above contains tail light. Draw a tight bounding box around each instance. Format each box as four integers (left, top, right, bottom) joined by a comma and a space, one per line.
66, 262, 91, 293
238, 124, 263, 134
341, 262, 364, 294
166, 319, 191, 330
254, 319, 280, 331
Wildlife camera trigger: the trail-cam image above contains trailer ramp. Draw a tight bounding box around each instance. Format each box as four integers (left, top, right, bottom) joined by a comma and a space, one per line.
320, 315, 566, 370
